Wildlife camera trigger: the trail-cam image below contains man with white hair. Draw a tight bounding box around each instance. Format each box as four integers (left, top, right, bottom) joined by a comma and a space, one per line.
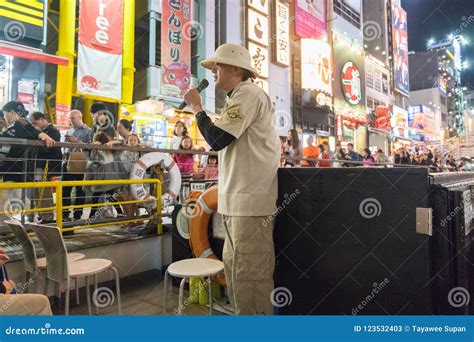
62, 110, 92, 221
184, 44, 280, 315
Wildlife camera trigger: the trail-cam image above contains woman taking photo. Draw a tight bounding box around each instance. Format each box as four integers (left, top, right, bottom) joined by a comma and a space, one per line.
285, 129, 303, 166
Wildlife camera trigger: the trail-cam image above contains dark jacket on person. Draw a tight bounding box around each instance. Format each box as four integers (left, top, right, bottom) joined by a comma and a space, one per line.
400, 155, 410, 164
36, 124, 62, 177
0, 118, 40, 182
347, 150, 361, 162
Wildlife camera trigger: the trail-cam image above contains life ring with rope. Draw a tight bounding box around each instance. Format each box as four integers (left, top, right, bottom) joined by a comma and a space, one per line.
130, 152, 182, 207
189, 185, 226, 286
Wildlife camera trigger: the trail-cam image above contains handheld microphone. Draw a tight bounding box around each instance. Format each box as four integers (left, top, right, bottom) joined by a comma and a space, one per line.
178, 79, 209, 110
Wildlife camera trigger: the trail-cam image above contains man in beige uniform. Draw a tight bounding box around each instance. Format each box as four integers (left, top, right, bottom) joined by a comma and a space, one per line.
184, 44, 280, 315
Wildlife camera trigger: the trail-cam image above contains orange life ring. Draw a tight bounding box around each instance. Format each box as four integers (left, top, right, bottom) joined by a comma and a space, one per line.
189, 185, 226, 286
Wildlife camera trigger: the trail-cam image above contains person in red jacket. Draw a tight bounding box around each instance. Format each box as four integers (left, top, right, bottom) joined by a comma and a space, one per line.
318, 144, 331, 168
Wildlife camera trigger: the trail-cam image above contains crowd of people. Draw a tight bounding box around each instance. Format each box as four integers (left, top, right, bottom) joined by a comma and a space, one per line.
280, 129, 462, 172
0, 100, 218, 226
0, 100, 467, 226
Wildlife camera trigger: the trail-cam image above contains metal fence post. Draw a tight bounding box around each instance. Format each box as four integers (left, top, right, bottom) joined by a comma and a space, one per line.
56, 184, 63, 232
156, 179, 162, 235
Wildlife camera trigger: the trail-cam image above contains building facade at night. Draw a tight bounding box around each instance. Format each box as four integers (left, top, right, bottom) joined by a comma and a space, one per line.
409, 36, 465, 143
0, 0, 437, 155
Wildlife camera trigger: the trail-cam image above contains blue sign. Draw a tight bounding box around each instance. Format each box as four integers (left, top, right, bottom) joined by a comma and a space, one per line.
0, 316, 473, 342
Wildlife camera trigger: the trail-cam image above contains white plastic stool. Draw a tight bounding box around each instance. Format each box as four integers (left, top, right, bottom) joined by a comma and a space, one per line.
163, 258, 224, 315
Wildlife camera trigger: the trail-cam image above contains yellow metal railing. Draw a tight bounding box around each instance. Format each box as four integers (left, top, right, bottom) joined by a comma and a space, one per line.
0, 179, 162, 234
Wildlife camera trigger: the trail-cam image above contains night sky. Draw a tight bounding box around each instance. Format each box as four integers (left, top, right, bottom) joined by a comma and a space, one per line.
402, 0, 474, 88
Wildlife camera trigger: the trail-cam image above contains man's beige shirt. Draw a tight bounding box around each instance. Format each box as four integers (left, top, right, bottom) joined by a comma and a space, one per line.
214, 80, 280, 216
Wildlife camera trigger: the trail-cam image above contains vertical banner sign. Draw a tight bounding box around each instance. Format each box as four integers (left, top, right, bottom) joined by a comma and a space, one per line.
295, 0, 327, 40
273, 0, 290, 67
77, 0, 123, 100
246, 0, 270, 87
391, 3, 409, 95
161, 0, 192, 98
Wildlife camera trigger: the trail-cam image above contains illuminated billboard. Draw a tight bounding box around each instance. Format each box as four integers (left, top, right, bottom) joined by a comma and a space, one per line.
295, 0, 327, 40
391, 3, 409, 95
301, 39, 332, 95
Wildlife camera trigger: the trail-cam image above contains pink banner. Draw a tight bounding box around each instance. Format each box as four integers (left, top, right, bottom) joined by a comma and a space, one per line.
77, 0, 123, 100
295, 0, 327, 40
161, 0, 193, 98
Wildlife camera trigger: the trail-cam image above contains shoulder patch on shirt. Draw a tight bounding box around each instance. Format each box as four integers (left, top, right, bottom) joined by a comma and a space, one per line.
222, 104, 243, 123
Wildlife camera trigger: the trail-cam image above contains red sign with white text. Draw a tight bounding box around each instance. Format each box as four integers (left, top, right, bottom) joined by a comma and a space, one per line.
77, 0, 123, 100
160, 0, 192, 98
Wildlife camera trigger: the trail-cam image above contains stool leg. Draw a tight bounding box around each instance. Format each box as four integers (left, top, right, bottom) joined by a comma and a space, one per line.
85, 276, 92, 316
178, 278, 186, 315
112, 267, 122, 316
163, 270, 169, 315
208, 276, 213, 316
65, 281, 70, 316
44, 277, 49, 295
94, 274, 99, 315
75, 278, 80, 306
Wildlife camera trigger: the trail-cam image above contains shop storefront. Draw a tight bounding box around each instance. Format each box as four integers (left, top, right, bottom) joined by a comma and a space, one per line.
120, 99, 205, 149
368, 106, 391, 154
391, 105, 411, 151
366, 56, 390, 154
336, 113, 366, 150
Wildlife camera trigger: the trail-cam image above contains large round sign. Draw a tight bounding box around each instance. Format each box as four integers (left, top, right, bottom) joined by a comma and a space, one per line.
341, 61, 362, 105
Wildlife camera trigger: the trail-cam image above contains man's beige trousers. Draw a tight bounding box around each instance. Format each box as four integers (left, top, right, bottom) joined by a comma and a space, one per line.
223, 216, 275, 315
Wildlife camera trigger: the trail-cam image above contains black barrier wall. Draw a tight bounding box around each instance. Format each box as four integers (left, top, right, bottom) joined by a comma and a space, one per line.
274, 167, 432, 315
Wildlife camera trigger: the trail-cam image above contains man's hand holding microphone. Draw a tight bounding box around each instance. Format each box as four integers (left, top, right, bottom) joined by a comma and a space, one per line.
182, 79, 209, 114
